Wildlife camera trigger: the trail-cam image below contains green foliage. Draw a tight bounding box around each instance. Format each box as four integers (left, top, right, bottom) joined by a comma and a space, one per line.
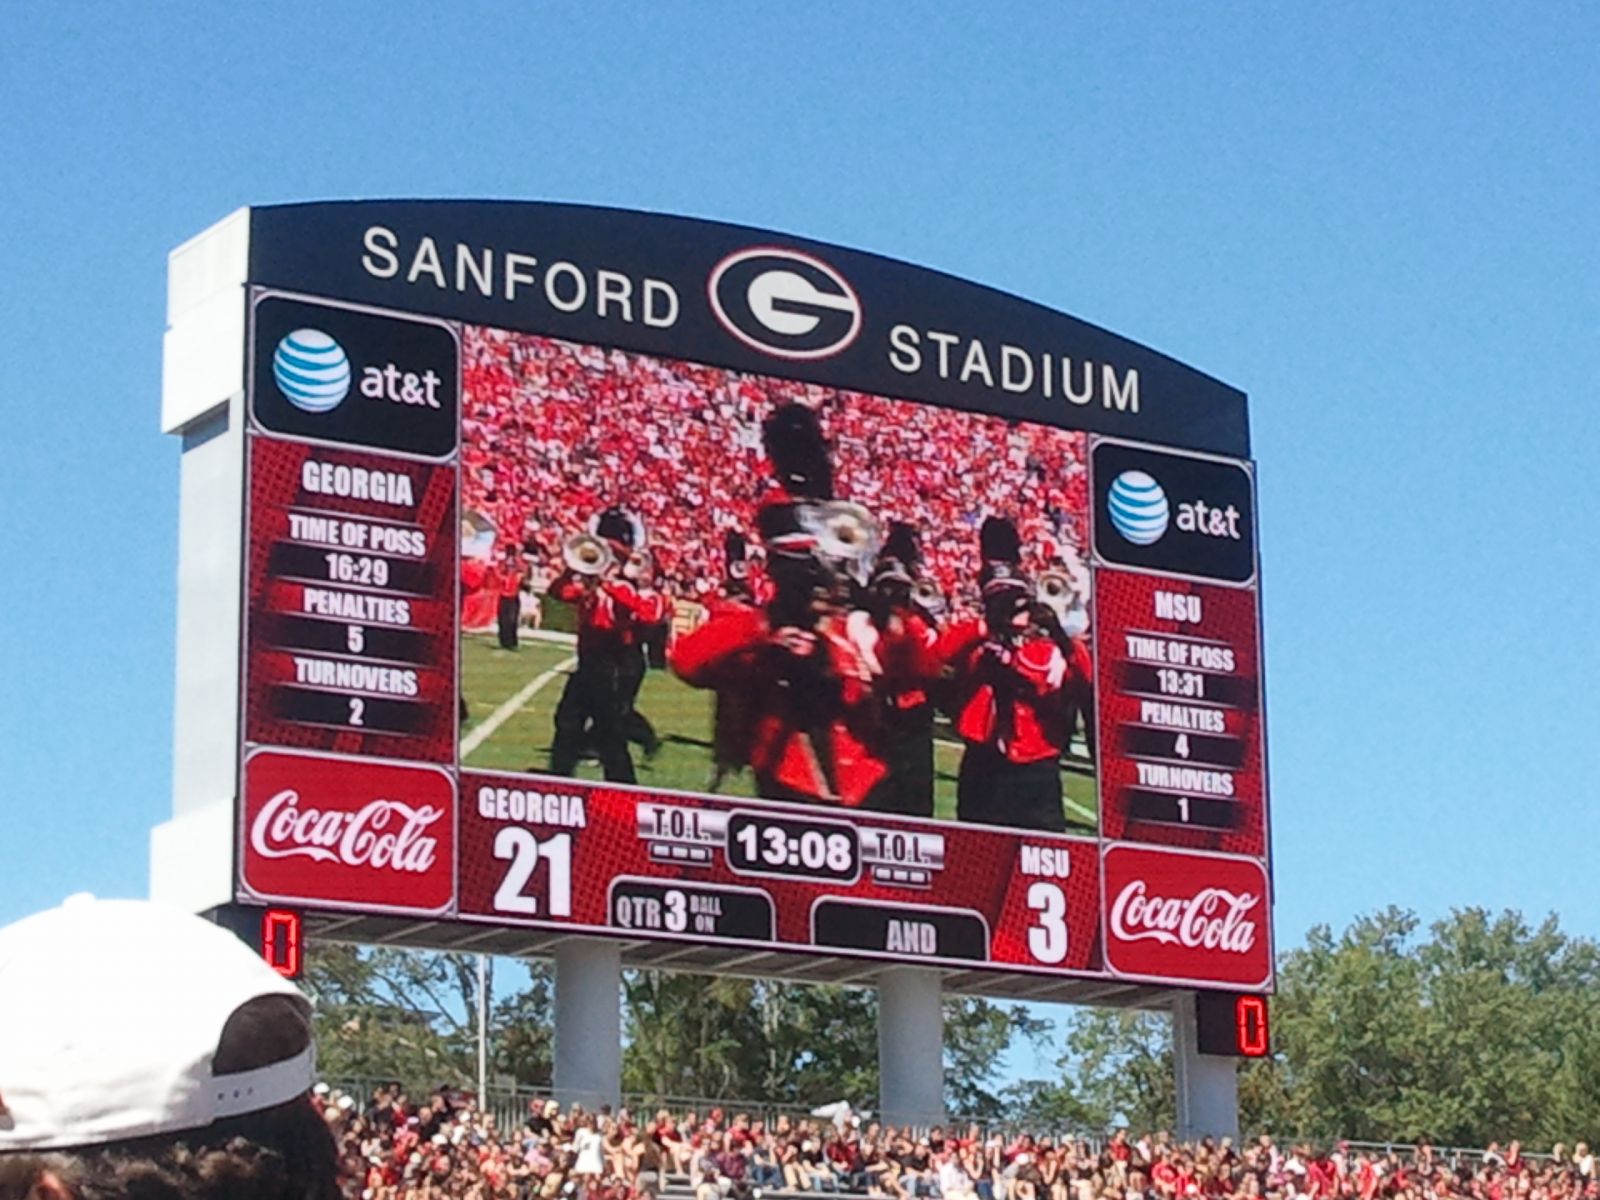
1243, 907, 1600, 1145
304, 943, 488, 1091
306, 906, 1600, 1144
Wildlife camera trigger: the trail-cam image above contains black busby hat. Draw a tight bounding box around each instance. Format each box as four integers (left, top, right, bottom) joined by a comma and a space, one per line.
762, 404, 834, 500
593, 506, 643, 549
978, 515, 1022, 565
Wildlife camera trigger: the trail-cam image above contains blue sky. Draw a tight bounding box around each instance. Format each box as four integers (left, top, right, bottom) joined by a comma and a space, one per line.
2, 2, 1596, 977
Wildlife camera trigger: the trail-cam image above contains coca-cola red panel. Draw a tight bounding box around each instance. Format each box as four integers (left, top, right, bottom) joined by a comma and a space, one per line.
457, 771, 1103, 976
240, 749, 457, 915
1101, 843, 1271, 989
244, 436, 457, 764
1095, 569, 1267, 857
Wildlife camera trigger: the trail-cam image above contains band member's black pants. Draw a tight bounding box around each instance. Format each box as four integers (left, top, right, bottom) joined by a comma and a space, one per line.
863, 709, 935, 817
955, 745, 1065, 832
549, 660, 636, 783
618, 649, 659, 755
497, 596, 520, 649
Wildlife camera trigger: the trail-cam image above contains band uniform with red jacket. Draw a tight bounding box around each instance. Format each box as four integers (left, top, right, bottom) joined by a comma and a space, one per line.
546, 508, 667, 784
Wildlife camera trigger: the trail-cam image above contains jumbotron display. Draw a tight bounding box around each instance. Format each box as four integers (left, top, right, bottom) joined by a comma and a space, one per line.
232, 201, 1272, 991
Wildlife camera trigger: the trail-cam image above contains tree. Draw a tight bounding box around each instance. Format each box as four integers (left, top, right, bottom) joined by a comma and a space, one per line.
1239, 907, 1600, 1145
304, 943, 490, 1091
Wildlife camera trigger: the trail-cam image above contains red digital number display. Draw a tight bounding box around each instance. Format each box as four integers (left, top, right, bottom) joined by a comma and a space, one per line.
1195, 989, 1269, 1057
262, 908, 303, 979
1235, 993, 1269, 1057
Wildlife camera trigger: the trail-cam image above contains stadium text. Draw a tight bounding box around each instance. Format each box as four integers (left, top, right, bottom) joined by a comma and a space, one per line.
361, 226, 680, 328
886, 325, 1139, 412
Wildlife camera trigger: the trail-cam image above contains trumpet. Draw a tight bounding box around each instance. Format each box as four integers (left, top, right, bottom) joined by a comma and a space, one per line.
910, 578, 947, 619
562, 532, 615, 577
799, 501, 881, 579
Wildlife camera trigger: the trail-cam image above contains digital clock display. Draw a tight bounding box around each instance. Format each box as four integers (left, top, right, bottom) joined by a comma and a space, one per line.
725, 811, 861, 883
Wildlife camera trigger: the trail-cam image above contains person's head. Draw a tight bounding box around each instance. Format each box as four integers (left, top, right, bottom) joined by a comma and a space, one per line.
0, 895, 335, 1200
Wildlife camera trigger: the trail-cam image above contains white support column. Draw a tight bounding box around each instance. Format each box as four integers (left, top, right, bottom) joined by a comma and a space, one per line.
878, 967, 945, 1128
553, 939, 622, 1108
1172, 993, 1239, 1140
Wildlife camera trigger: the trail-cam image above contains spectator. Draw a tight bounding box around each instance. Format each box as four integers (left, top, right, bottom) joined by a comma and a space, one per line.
0, 894, 336, 1200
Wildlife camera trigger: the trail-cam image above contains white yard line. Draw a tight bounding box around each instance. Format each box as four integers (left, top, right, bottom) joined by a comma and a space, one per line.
461, 655, 578, 759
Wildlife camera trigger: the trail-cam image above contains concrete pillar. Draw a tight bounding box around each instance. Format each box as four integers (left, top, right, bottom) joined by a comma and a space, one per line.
553, 938, 622, 1108
878, 967, 944, 1128
1172, 993, 1239, 1140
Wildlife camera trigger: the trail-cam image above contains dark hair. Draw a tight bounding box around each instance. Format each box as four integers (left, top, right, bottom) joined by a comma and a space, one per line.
0, 998, 337, 1200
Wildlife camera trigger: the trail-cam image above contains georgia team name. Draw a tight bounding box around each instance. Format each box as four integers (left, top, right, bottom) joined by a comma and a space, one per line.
477, 786, 588, 827
300, 461, 415, 507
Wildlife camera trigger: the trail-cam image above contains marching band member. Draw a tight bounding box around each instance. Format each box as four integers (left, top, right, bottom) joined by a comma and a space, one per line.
937, 517, 1090, 832
705, 529, 759, 792
547, 506, 667, 784
672, 405, 887, 806
856, 522, 943, 817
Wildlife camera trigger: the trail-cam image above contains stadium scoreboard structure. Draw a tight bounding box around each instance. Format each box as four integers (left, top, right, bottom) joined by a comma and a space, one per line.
157, 201, 1272, 1014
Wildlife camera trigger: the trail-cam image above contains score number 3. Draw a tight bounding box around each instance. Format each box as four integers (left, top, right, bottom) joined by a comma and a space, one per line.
493, 829, 573, 917
1026, 881, 1069, 964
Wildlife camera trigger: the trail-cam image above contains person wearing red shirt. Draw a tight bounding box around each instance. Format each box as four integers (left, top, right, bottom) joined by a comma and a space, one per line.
494, 544, 529, 650
548, 506, 666, 784
858, 523, 944, 816
672, 406, 888, 807
938, 517, 1086, 831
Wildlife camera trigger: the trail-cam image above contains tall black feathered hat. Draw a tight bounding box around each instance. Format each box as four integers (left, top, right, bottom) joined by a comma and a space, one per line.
872, 521, 920, 585
592, 506, 645, 550
978, 515, 1028, 596
762, 404, 834, 501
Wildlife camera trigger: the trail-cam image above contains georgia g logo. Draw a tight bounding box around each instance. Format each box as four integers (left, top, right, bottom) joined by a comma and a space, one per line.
708, 247, 863, 360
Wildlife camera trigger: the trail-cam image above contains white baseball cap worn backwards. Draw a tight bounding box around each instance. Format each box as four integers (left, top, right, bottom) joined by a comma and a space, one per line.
0, 894, 316, 1152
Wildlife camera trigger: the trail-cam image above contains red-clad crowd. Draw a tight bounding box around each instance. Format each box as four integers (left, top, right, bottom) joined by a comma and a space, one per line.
313, 1087, 1598, 1200
459, 329, 1089, 613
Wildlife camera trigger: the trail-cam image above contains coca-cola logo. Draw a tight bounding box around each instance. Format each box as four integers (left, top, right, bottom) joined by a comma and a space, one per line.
1102, 845, 1272, 988
1108, 881, 1259, 953
250, 789, 443, 873
241, 751, 456, 914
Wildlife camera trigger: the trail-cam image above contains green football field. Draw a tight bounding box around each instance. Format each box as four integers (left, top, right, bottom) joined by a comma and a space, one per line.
459, 632, 1096, 832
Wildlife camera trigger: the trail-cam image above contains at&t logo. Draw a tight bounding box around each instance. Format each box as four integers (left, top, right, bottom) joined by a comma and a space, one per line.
708, 247, 862, 360
1108, 469, 1243, 545
273, 329, 351, 413
1108, 470, 1169, 545
272, 327, 445, 414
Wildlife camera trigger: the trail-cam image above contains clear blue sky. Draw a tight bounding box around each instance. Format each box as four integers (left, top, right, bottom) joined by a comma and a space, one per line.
2, 4, 1596, 963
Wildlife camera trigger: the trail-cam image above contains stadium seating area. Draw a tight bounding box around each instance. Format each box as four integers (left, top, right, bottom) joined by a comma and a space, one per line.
460, 329, 1090, 614
316, 1087, 1593, 1200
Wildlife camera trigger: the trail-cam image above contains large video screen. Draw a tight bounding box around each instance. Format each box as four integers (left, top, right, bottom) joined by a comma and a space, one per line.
231, 203, 1272, 991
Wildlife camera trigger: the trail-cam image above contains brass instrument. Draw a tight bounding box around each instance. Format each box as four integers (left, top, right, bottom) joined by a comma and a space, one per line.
1036, 569, 1090, 636
799, 501, 881, 581
562, 532, 615, 577
1035, 570, 1079, 618
910, 578, 947, 619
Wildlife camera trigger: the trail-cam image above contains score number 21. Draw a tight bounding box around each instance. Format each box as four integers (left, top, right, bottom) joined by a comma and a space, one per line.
492, 829, 573, 917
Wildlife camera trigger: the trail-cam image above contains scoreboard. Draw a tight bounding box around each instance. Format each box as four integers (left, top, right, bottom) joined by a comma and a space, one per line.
195, 201, 1273, 994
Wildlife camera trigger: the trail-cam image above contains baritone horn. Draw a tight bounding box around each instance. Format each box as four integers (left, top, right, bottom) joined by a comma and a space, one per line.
1035, 570, 1080, 618
563, 532, 614, 576
800, 501, 881, 579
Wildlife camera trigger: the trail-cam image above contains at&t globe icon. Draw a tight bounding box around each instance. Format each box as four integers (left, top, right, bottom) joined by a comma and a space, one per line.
1108, 470, 1170, 545
272, 329, 351, 413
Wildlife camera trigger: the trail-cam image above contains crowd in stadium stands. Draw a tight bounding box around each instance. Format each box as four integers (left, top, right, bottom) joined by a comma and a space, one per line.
460, 329, 1090, 613
313, 1087, 1598, 1200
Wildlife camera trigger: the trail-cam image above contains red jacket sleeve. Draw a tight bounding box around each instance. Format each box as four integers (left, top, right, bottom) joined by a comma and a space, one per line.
670, 607, 768, 687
